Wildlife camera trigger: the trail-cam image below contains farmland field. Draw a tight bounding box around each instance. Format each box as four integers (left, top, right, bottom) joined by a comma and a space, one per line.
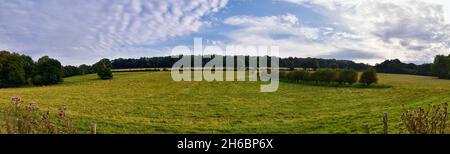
0, 71, 449, 134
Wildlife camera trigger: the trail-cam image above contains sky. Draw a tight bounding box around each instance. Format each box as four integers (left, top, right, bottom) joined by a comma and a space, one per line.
1, 0, 450, 65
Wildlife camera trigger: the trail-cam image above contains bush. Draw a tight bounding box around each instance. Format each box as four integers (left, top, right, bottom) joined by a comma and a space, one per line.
279, 71, 289, 80
359, 68, 378, 85
337, 69, 358, 84
94, 58, 113, 80
33, 56, 63, 85
401, 103, 448, 134
2, 96, 76, 134
311, 69, 338, 83
286, 71, 296, 81
292, 70, 310, 82
280, 68, 381, 87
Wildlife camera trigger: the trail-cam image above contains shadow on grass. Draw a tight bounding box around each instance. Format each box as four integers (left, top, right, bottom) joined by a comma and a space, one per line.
281, 80, 392, 89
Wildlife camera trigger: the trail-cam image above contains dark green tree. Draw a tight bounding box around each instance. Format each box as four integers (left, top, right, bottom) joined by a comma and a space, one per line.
337, 69, 358, 84
33, 56, 63, 85
94, 58, 113, 80
0, 51, 27, 87
19, 54, 35, 84
63, 65, 81, 77
359, 68, 378, 85
78, 64, 95, 75
432, 55, 450, 79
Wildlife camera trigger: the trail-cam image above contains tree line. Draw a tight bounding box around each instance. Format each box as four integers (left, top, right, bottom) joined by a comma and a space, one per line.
375, 54, 450, 79
280, 68, 378, 86
0, 50, 113, 88
63, 58, 113, 80
3, 49, 450, 89
111, 55, 370, 71
374, 59, 432, 76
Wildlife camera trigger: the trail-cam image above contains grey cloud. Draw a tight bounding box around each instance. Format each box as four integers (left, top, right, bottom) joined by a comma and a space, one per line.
283, 0, 450, 63
319, 49, 382, 60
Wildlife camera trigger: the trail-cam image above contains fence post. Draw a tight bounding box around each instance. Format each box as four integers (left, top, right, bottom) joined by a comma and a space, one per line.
91, 123, 97, 134
363, 123, 370, 134
383, 112, 388, 134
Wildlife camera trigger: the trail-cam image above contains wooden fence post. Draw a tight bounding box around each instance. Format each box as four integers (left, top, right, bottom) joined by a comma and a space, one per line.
91, 123, 97, 134
383, 112, 388, 134
363, 123, 370, 134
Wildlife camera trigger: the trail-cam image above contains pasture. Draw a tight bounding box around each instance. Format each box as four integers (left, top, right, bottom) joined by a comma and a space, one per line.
0, 72, 449, 134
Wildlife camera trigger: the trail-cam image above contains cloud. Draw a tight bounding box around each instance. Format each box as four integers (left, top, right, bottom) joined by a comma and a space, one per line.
0, 0, 228, 65
280, 0, 450, 64
222, 13, 369, 61
319, 49, 382, 60
3, 0, 450, 65
223, 14, 333, 55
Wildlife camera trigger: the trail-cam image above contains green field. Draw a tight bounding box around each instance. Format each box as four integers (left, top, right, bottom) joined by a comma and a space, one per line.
0, 72, 449, 134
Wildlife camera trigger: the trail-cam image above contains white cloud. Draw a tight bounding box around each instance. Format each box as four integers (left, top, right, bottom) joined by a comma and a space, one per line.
224, 0, 450, 64
0, 0, 228, 65
224, 14, 323, 43
222, 13, 381, 62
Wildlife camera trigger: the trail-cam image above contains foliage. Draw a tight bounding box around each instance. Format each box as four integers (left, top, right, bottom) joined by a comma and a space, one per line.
63, 65, 82, 77
432, 55, 450, 79
19, 54, 36, 84
0, 51, 27, 87
312, 69, 338, 83
33, 56, 63, 85
375, 59, 435, 77
112, 56, 369, 71
78, 64, 96, 75
401, 103, 448, 134
374, 57, 448, 78
337, 69, 358, 84
94, 58, 113, 80
359, 68, 378, 85
375, 59, 418, 75
294, 70, 311, 82
2, 96, 76, 134
281, 69, 361, 86
417, 63, 433, 76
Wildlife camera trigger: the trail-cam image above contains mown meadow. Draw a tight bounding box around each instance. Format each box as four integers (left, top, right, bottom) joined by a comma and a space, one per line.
1, 71, 450, 134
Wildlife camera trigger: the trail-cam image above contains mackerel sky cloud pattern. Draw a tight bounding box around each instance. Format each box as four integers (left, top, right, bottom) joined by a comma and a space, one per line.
0, 0, 449, 65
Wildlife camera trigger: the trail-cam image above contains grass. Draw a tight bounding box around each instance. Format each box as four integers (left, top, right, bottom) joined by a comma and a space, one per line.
0, 72, 450, 134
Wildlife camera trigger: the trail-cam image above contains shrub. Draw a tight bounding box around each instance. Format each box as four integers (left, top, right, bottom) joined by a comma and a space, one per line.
280, 69, 376, 87
293, 70, 310, 82
2, 96, 76, 134
359, 68, 378, 85
401, 103, 448, 134
337, 69, 358, 84
33, 56, 63, 85
279, 71, 288, 80
311, 69, 338, 83
286, 71, 296, 82
94, 58, 113, 80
